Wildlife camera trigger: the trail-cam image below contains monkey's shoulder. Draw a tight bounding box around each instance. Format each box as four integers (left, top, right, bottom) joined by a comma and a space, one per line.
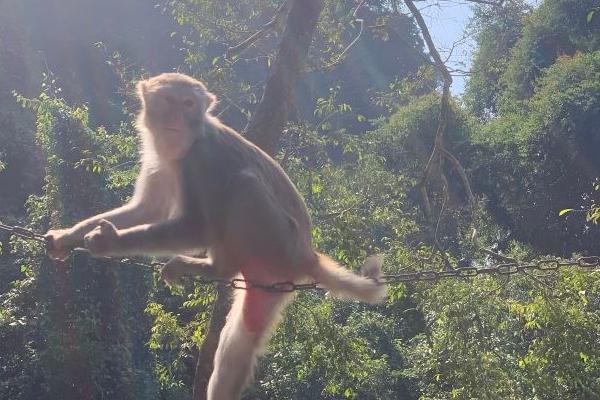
196, 123, 276, 175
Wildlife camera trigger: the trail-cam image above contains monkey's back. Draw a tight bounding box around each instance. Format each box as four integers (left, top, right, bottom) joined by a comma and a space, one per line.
180, 118, 313, 254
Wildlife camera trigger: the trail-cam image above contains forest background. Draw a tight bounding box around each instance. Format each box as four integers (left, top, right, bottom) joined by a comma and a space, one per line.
1, 0, 600, 399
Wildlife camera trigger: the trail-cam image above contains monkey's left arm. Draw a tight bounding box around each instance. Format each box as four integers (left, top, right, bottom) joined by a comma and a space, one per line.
84, 217, 206, 257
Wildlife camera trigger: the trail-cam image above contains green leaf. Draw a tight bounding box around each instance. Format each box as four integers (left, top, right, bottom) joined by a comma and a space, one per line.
587, 10, 595, 23
558, 208, 575, 216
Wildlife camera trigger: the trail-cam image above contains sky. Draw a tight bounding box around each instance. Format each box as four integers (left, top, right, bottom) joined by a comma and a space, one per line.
421, 1, 476, 96
420, 0, 541, 96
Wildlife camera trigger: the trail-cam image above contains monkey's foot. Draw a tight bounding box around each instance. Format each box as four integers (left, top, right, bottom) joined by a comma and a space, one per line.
161, 255, 215, 287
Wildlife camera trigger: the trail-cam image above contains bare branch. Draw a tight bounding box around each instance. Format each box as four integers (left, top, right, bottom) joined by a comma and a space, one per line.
470, 229, 518, 263
458, 0, 503, 5
322, 0, 366, 70
441, 31, 472, 64
448, 67, 474, 76
404, 0, 477, 271
406, 0, 475, 206
226, 1, 291, 58
404, 0, 452, 86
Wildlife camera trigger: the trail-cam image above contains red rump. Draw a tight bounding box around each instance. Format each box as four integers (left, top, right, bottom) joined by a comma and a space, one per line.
242, 290, 271, 333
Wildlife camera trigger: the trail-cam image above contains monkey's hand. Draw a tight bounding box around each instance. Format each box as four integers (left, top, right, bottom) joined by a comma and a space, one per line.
45, 228, 77, 261
84, 219, 121, 257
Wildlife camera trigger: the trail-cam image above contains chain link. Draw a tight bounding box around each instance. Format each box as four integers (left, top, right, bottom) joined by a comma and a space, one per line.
2, 221, 600, 292
377, 257, 600, 285
0, 221, 47, 243
70, 247, 322, 292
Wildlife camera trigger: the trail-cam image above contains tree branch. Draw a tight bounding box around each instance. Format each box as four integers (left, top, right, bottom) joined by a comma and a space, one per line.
406, 0, 475, 207
438, 145, 475, 205
244, 0, 325, 154
404, 0, 452, 86
404, 0, 475, 270
226, 1, 291, 58
321, 0, 366, 70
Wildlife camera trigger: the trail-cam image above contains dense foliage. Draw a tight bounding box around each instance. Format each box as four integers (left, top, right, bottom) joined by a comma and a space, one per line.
1, 0, 600, 399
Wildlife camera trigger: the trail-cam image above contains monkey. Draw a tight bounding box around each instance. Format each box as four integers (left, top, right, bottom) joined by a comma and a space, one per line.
45, 72, 387, 400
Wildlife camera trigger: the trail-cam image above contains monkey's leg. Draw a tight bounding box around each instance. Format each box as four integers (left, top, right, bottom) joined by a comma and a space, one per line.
207, 289, 293, 400
161, 255, 219, 287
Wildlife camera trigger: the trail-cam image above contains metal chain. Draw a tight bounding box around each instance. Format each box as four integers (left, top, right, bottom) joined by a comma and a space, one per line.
0, 221, 322, 292
0, 221, 47, 243
68, 247, 323, 292
378, 257, 600, 284
2, 221, 600, 292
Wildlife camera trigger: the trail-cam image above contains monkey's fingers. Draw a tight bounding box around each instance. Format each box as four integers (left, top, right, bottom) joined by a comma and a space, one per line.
45, 230, 71, 259
44, 234, 71, 261
98, 219, 118, 237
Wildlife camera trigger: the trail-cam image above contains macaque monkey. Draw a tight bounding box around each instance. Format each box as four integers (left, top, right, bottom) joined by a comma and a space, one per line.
45, 73, 387, 399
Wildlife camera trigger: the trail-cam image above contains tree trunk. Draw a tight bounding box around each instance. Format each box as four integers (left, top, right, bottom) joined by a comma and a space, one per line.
191, 1, 324, 399
244, 0, 325, 154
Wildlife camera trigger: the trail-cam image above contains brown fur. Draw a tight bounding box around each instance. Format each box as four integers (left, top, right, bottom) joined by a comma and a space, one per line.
45, 72, 387, 400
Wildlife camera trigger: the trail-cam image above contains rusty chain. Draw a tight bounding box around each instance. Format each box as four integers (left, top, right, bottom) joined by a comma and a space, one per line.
0, 221, 47, 243
68, 248, 322, 292
0, 221, 323, 292
1, 221, 600, 292
378, 256, 600, 284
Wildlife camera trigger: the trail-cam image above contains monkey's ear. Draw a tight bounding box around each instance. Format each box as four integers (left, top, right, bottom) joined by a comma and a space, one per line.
136, 81, 147, 101
205, 91, 217, 114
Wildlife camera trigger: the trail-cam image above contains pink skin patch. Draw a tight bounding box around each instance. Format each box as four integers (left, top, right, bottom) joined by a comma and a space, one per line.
240, 259, 291, 334
242, 290, 272, 334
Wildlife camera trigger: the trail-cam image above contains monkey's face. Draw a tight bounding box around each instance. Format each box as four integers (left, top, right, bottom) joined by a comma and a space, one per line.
137, 73, 216, 160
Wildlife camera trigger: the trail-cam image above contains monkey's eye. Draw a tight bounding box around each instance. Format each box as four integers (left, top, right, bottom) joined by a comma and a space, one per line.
183, 98, 195, 108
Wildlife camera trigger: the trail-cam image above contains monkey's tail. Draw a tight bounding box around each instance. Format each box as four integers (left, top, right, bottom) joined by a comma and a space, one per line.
309, 253, 387, 304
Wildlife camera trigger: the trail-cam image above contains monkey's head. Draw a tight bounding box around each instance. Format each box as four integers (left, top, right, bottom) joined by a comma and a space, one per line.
136, 73, 216, 160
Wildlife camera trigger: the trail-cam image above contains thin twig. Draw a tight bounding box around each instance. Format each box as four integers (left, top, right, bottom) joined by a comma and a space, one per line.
226, 1, 291, 58
321, 0, 367, 70
470, 229, 518, 263
479, 247, 518, 263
